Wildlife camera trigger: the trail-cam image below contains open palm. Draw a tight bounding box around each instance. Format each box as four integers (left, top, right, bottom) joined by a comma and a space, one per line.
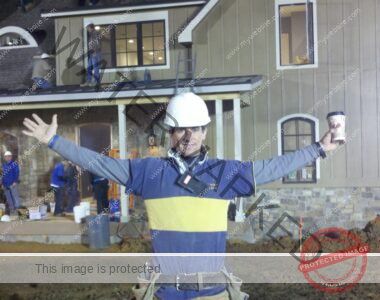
22, 114, 58, 144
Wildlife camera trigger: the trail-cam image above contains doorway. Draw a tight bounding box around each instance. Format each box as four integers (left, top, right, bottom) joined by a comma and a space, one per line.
77, 124, 111, 198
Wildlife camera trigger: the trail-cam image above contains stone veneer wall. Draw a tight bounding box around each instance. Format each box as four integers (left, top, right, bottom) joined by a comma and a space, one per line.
246, 187, 380, 242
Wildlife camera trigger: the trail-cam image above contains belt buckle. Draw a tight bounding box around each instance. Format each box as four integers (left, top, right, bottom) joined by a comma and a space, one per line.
175, 273, 196, 291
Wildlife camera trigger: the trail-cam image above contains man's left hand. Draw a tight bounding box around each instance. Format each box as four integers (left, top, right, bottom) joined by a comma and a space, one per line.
319, 125, 343, 152
12, 182, 17, 187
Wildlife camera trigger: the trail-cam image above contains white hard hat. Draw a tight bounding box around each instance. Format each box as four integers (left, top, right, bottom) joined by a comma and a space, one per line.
84, 21, 94, 27
41, 53, 49, 59
4, 151, 12, 156
163, 93, 211, 128
1, 215, 10, 222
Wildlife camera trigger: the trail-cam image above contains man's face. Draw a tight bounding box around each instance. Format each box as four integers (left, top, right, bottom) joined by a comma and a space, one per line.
86, 26, 94, 33
4, 155, 12, 162
170, 127, 207, 157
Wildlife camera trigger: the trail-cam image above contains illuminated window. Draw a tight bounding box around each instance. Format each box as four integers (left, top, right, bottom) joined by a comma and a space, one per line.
94, 20, 166, 68
275, 0, 318, 69
0, 26, 38, 49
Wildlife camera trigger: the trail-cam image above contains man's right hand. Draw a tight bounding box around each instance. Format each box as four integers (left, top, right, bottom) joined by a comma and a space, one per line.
22, 114, 58, 144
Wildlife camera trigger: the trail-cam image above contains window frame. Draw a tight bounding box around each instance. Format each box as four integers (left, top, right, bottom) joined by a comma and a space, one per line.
0, 26, 38, 50
84, 11, 170, 73
277, 114, 320, 183
275, 0, 318, 70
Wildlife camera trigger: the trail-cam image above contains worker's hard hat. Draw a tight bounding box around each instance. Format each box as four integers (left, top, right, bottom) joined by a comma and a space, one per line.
84, 21, 94, 27
4, 151, 12, 156
163, 93, 211, 128
41, 53, 49, 59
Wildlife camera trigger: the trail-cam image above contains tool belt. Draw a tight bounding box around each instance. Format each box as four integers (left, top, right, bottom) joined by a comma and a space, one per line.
156, 272, 227, 291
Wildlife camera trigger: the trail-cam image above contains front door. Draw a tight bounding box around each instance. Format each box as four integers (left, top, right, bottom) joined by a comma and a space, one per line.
78, 124, 111, 198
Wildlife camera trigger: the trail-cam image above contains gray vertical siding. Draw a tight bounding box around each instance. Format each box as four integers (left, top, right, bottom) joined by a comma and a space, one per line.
193, 0, 380, 187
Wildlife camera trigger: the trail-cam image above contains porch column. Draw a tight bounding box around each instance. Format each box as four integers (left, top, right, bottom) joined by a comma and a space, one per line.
215, 99, 224, 158
118, 104, 129, 223
233, 98, 244, 222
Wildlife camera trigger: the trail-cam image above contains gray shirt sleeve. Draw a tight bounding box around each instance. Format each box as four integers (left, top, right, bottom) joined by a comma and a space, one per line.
253, 143, 320, 185
49, 136, 130, 186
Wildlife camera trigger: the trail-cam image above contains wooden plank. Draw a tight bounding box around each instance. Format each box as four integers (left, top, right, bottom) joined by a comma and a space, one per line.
299, 70, 315, 115
329, 72, 347, 179
253, 85, 270, 161
327, 0, 344, 73
315, 72, 331, 182
345, 70, 362, 178
223, 100, 235, 159
282, 71, 299, 116
316, 0, 328, 74
193, 15, 209, 80
222, 0, 238, 76
361, 70, 378, 178
267, 74, 283, 157
237, 0, 253, 75
343, 0, 360, 72
215, 99, 224, 158
360, 0, 376, 71
251, 0, 267, 74
208, 4, 223, 77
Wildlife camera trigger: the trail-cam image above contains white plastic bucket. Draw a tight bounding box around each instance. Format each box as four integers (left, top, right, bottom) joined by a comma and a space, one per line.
39, 205, 48, 218
50, 202, 55, 213
74, 205, 85, 223
80, 202, 91, 216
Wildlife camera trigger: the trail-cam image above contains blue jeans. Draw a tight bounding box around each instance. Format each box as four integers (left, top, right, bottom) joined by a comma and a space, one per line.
87, 51, 101, 83
33, 77, 52, 89
65, 187, 79, 213
93, 180, 109, 214
4, 185, 21, 210
52, 187, 64, 215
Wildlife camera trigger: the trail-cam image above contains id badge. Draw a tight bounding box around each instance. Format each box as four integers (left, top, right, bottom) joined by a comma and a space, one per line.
176, 171, 209, 196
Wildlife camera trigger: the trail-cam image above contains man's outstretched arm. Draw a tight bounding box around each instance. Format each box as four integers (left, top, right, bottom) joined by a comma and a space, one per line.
254, 129, 339, 185
22, 114, 130, 186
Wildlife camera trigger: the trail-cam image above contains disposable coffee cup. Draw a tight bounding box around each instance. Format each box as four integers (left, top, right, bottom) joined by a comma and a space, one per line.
327, 111, 346, 143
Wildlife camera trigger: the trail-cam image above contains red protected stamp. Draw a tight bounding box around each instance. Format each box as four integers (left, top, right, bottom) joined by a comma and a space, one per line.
298, 227, 369, 293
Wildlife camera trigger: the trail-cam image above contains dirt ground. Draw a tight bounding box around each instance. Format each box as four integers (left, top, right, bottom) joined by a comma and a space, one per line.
1, 217, 380, 299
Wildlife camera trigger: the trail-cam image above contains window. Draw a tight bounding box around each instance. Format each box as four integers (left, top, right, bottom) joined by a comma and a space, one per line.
278, 114, 319, 183
275, 0, 318, 70
0, 26, 38, 49
85, 11, 169, 71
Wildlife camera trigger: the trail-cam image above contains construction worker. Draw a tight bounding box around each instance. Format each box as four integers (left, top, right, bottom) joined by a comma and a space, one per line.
22, 93, 339, 299
50, 159, 67, 216
89, 172, 109, 214
1, 151, 21, 214
80, 21, 101, 87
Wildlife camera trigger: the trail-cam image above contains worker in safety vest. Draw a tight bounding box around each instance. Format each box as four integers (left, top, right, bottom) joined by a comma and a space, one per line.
22, 93, 339, 300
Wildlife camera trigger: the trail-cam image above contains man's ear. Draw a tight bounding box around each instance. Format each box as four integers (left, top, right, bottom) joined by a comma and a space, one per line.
202, 128, 208, 141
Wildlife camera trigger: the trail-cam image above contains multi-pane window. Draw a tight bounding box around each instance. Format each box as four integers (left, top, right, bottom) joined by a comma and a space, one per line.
0, 33, 28, 47
281, 117, 316, 183
95, 20, 166, 68
275, 0, 317, 69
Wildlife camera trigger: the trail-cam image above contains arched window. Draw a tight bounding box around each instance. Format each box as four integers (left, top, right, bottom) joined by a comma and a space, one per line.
277, 114, 319, 183
0, 26, 38, 49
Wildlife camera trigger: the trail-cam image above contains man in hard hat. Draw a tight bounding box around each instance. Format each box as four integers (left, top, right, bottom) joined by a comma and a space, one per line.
81, 21, 101, 87
32, 53, 53, 89
1, 151, 21, 213
22, 92, 338, 299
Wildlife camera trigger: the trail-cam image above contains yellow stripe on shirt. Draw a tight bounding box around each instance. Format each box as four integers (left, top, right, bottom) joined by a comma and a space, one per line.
145, 196, 229, 232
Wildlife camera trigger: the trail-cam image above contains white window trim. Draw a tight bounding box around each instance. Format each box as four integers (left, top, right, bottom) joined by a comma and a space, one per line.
275, 0, 318, 70
277, 113, 320, 180
0, 26, 38, 50
83, 11, 170, 73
